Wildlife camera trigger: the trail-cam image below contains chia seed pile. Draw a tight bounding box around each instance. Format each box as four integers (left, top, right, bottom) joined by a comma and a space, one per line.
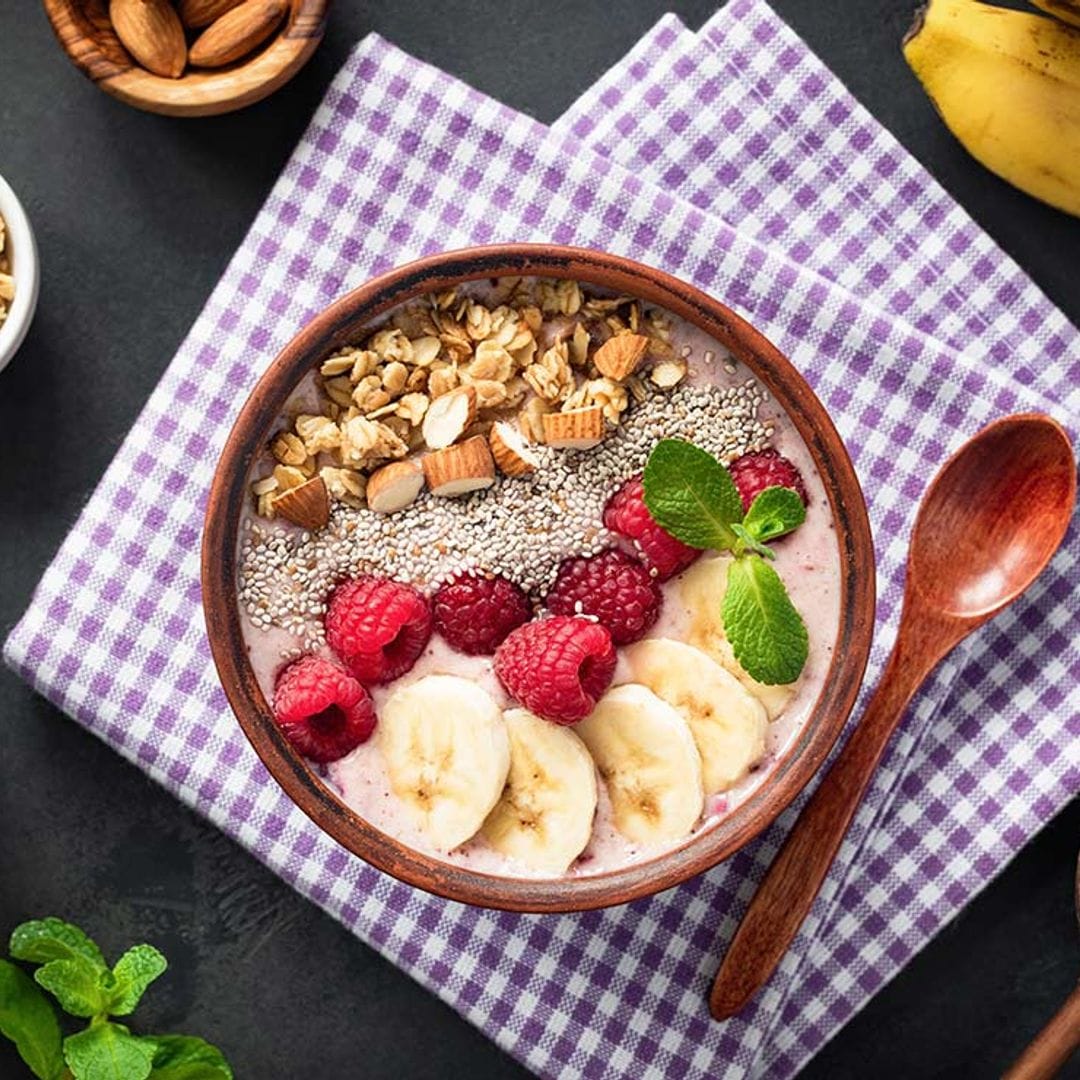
239, 379, 771, 653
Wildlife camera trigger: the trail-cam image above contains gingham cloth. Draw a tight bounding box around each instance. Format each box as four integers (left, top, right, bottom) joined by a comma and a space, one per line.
5, 3, 1078, 1077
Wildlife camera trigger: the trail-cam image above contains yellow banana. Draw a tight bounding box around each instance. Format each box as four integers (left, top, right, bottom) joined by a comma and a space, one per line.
903, 0, 1080, 217
1029, 0, 1080, 29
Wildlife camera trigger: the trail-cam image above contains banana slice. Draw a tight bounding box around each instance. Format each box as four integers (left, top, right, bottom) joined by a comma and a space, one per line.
679, 554, 798, 719
575, 684, 704, 844
623, 638, 767, 794
481, 709, 598, 875
379, 675, 510, 851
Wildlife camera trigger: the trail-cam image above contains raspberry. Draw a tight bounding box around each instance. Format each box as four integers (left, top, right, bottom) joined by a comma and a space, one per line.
432, 571, 532, 655
494, 616, 616, 725
602, 476, 702, 581
272, 655, 377, 763
325, 577, 432, 685
728, 449, 808, 512
545, 548, 662, 645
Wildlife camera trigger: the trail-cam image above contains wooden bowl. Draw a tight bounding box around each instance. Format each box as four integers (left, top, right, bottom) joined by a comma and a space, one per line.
43, 0, 328, 117
202, 245, 876, 913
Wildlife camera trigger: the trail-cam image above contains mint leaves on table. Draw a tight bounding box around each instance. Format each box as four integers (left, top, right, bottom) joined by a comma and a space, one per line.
0, 918, 232, 1080
643, 438, 809, 684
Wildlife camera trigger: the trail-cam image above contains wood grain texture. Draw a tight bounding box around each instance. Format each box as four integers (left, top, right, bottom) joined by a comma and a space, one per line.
1002, 984, 1080, 1080
200, 244, 877, 913
41, 0, 328, 116
710, 414, 1076, 1019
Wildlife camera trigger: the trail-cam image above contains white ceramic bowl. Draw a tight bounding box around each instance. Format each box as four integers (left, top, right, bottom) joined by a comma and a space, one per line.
0, 173, 40, 374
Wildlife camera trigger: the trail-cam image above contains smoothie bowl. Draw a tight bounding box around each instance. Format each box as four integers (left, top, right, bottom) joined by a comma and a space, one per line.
203, 245, 874, 912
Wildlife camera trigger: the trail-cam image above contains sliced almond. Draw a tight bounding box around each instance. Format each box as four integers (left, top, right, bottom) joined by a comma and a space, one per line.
489, 421, 539, 477
423, 436, 496, 497
366, 459, 425, 514
272, 476, 329, 531
189, 0, 287, 68
542, 406, 605, 450
421, 385, 476, 450
593, 333, 649, 380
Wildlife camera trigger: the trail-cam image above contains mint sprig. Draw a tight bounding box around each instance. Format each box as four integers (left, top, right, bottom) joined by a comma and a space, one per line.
0, 919, 232, 1080
0, 961, 64, 1080
643, 438, 809, 685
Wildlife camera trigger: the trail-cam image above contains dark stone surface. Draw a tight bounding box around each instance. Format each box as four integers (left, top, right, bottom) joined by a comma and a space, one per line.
1, 1, 1077, 1077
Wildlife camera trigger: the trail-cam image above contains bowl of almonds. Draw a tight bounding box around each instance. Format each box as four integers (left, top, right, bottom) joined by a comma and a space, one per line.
42, 0, 329, 117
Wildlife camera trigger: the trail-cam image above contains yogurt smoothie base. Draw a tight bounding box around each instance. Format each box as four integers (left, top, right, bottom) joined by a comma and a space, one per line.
236, 277, 841, 880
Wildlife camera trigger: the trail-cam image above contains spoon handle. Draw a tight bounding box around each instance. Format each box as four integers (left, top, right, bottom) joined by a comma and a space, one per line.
1002, 984, 1080, 1080
709, 635, 940, 1020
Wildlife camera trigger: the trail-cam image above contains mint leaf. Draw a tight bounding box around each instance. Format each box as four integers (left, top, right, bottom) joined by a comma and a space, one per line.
64, 1023, 155, 1080
643, 439, 743, 550
10, 920, 107, 972
35, 957, 110, 1019
0, 959, 65, 1080
149, 1035, 233, 1079
722, 555, 808, 684
743, 486, 806, 544
730, 523, 774, 560
107, 946, 166, 1017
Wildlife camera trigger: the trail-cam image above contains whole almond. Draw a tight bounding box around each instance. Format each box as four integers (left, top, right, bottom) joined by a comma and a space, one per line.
109, 0, 187, 78
189, 0, 288, 68
178, 0, 245, 29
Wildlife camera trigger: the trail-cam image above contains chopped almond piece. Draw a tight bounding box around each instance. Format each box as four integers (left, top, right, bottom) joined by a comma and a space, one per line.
272, 476, 330, 530
421, 385, 477, 449
366, 459, 426, 514
542, 406, 606, 450
650, 359, 688, 388
423, 436, 496, 497
593, 333, 649, 380
489, 421, 540, 477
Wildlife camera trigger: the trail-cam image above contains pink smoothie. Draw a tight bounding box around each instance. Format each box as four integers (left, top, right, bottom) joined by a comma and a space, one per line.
237, 285, 843, 880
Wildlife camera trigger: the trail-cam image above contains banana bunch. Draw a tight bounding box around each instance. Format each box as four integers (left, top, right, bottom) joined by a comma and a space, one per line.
903, 0, 1080, 216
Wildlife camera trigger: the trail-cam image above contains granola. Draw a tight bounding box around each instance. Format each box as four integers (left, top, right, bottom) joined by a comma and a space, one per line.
0, 214, 12, 329
250, 279, 689, 519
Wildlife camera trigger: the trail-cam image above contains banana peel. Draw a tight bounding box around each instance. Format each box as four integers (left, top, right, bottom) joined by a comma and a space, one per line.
903, 0, 1080, 217
1030, 0, 1080, 29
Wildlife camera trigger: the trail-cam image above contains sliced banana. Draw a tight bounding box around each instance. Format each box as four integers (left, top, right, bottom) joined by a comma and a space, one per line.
481, 709, 598, 875
379, 675, 510, 851
679, 554, 798, 719
575, 684, 704, 845
623, 638, 767, 794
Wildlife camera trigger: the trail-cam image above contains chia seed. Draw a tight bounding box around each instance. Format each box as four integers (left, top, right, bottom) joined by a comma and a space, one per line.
238, 380, 770, 651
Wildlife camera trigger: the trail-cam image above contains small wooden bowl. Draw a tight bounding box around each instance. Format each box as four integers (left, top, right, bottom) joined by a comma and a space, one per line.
203, 245, 876, 913
43, 0, 329, 117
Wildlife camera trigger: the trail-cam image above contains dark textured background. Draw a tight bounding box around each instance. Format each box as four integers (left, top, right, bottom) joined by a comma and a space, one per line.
2, 2, 1078, 1077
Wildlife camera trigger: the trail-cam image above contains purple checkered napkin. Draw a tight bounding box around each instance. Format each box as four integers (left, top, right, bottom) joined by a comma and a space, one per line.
558, 0, 1079, 418
4, 12, 1078, 1080
556, 6, 1080, 1070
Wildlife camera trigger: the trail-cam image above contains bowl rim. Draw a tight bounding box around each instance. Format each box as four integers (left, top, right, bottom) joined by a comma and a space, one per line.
0, 174, 40, 375
41, 0, 329, 118
202, 244, 876, 913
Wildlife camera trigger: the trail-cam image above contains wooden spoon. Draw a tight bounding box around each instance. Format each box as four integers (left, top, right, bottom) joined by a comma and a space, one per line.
710, 413, 1076, 1021
1001, 855, 1080, 1079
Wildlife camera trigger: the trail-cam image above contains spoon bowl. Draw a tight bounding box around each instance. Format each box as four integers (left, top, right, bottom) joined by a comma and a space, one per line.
910, 415, 1076, 620
710, 412, 1076, 1020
